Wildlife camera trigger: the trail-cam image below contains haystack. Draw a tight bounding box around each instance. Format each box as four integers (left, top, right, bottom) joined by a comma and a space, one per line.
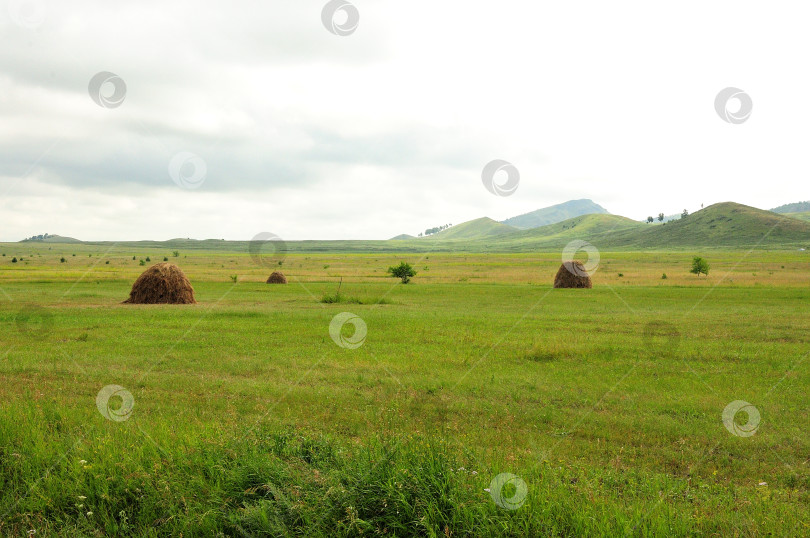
553, 260, 592, 288
123, 263, 196, 304
266, 271, 287, 284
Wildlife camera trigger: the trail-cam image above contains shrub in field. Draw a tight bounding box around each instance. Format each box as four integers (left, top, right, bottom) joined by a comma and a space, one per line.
387, 261, 416, 284
11, 257, 17, 263
690, 256, 709, 277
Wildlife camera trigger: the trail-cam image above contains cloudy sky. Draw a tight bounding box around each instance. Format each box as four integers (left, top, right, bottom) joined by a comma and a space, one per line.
1, 1, 808, 241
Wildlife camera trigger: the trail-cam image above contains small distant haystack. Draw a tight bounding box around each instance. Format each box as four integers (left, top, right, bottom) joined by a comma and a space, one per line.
553, 260, 592, 289
266, 271, 287, 284
123, 263, 196, 304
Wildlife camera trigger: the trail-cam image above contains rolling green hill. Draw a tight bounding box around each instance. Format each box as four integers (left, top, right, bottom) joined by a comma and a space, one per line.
390, 234, 417, 240
501, 199, 609, 229
424, 202, 810, 251
426, 217, 517, 240
20, 203, 810, 254
771, 201, 810, 214
784, 211, 810, 222
20, 234, 82, 244
597, 202, 810, 249
485, 214, 647, 251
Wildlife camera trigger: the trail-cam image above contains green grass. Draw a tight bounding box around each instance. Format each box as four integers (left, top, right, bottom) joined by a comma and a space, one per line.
1, 248, 809, 535
784, 211, 810, 222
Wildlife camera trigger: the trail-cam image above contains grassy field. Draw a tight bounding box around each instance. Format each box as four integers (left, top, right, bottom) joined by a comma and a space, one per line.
1, 243, 809, 536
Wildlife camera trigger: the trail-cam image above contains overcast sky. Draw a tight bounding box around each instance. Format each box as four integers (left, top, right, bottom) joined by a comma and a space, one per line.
1, 1, 808, 241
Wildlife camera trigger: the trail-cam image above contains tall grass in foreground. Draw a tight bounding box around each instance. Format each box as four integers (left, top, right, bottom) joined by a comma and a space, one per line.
1, 401, 800, 536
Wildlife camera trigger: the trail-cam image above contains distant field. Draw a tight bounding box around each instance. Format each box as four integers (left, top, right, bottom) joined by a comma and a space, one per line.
1, 244, 809, 536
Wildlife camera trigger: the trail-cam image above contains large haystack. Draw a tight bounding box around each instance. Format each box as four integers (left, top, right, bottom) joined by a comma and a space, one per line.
266, 271, 287, 284
553, 260, 592, 289
123, 263, 196, 304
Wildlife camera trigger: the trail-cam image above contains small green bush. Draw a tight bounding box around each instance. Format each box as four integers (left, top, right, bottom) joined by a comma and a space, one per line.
387, 261, 416, 284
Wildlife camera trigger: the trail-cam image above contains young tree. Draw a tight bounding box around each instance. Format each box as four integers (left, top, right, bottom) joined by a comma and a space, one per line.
681, 209, 689, 219
690, 256, 709, 277
647, 216, 654, 223
658, 213, 665, 222
387, 261, 416, 284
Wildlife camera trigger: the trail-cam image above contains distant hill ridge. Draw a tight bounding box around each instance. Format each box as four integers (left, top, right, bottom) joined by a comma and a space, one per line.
771, 201, 810, 214
426, 217, 515, 240
20, 234, 82, 244
18, 201, 810, 250
501, 199, 609, 229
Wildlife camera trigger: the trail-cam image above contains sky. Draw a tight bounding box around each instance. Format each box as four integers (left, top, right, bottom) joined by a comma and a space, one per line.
1, 0, 808, 241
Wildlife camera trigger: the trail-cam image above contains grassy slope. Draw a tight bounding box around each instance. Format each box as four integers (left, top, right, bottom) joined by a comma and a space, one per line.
609, 202, 810, 249
771, 201, 810, 213
501, 199, 609, 229
425, 217, 517, 240
784, 211, 810, 222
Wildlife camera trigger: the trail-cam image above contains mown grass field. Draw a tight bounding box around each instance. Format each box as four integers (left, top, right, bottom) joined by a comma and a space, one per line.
1, 243, 809, 536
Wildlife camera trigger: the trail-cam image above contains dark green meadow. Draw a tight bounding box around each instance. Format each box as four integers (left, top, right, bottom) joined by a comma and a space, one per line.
1, 245, 808, 536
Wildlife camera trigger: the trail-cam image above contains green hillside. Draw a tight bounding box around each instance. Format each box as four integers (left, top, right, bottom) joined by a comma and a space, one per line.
426, 217, 517, 240
599, 202, 810, 249
501, 199, 609, 229
20, 234, 82, 244
784, 211, 810, 222
771, 201, 810, 214
487, 214, 646, 251
390, 234, 416, 240
25, 203, 810, 253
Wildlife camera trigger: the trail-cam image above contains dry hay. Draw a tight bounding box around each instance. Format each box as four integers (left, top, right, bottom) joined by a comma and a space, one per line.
266, 271, 288, 284
553, 260, 593, 288
123, 263, 196, 304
